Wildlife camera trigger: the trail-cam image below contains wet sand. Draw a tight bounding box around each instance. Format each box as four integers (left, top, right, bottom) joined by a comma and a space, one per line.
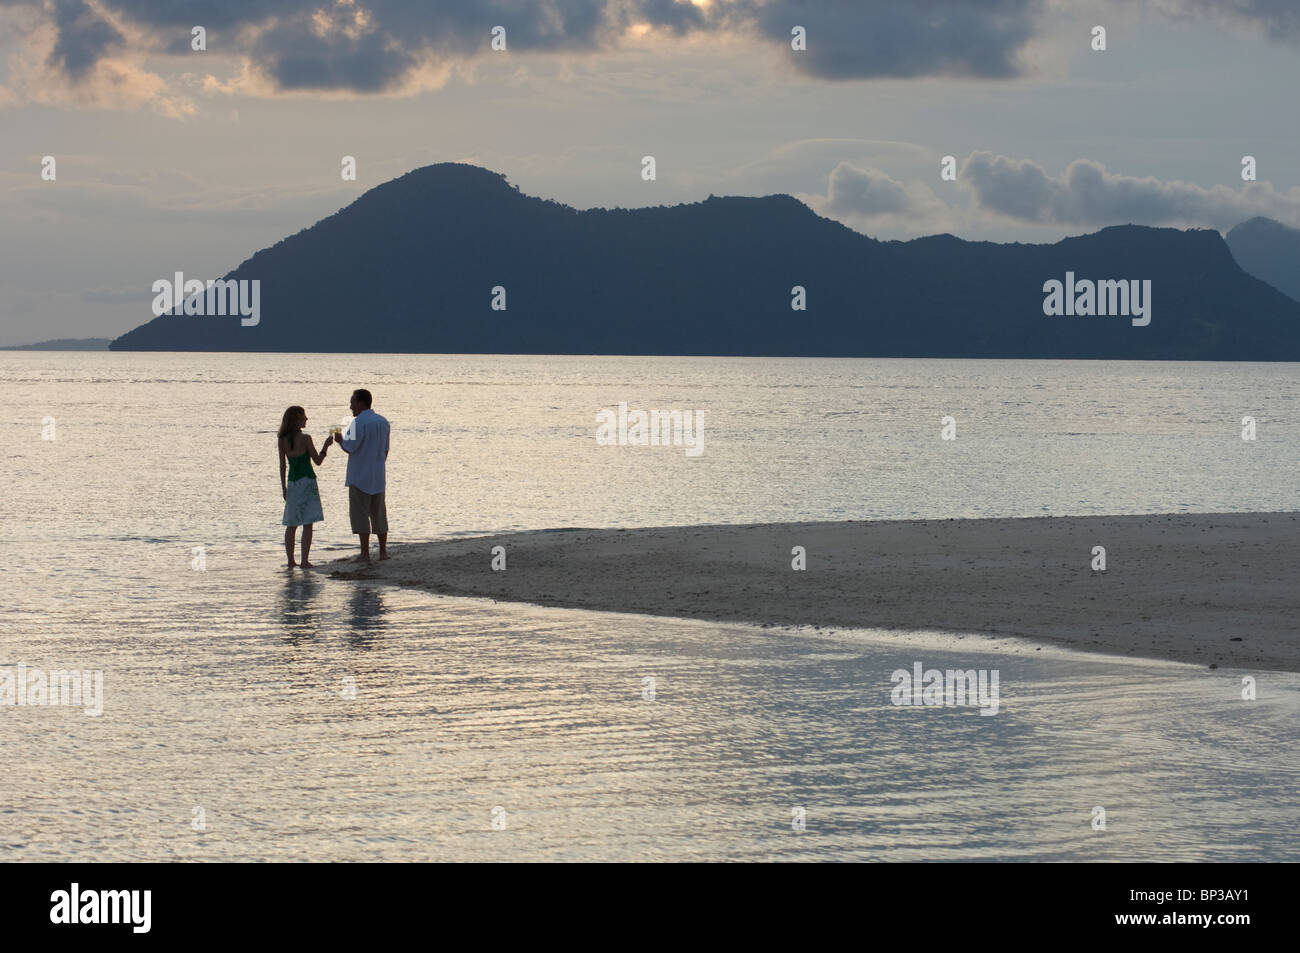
328, 512, 1300, 671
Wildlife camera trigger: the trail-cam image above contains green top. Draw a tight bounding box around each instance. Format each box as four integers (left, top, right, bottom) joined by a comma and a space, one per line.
286, 451, 315, 482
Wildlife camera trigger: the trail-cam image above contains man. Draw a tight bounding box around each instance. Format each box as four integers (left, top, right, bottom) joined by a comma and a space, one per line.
336, 388, 391, 563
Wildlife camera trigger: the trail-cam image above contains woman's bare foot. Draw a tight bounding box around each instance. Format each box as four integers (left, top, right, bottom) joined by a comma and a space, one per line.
378, 553, 390, 561
300, 560, 315, 569
286, 561, 298, 569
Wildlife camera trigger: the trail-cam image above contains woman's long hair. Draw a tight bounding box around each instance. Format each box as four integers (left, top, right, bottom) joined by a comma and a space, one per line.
278, 406, 305, 447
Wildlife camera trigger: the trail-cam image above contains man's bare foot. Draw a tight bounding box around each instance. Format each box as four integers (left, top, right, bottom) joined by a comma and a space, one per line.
355, 554, 371, 563
301, 560, 314, 569
378, 552, 390, 561
286, 561, 297, 569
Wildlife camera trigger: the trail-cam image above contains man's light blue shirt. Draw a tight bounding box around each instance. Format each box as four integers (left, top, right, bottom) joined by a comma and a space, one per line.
341, 408, 390, 495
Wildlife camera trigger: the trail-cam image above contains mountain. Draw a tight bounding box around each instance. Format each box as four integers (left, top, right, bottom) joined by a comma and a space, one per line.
1225, 216, 1300, 304
2, 337, 112, 350
111, 163, 1300, 359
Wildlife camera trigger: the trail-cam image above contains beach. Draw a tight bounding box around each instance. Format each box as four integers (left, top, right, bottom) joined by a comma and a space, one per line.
329, 512, 1300, 672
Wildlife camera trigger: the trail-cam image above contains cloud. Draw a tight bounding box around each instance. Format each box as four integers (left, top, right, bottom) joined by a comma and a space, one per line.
0, 0, 714, 101
46, 0, 124, 79
3, 0, 1299, 107
0, 0, 1050, 101
799, 161, 956, 237
0, 1, 194, 114
801, 151, 1300, 239
1152, 0, 1300, 42
730, 0, 1041, 80
248, 20, 419, 93
824, 162, 919, 216
961, 151, 1300, 230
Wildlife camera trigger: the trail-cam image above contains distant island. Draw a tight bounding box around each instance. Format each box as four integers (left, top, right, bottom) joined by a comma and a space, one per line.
111, 163, 1300, 359
2, 337, 112, 350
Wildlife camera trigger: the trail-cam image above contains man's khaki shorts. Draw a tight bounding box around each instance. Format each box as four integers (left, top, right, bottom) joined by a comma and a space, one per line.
348, 486, 388, 535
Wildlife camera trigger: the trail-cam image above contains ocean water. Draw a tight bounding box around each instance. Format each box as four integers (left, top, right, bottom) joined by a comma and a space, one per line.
1, 352, 1297, 861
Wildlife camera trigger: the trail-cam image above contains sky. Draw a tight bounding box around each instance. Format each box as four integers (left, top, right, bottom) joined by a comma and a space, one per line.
1, 0, 1299, 344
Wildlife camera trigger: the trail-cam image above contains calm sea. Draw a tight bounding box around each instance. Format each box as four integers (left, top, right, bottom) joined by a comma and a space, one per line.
1, 353, 1297, 860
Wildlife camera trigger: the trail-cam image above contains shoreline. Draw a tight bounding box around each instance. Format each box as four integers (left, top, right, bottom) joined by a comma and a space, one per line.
327, 512, 1300, 672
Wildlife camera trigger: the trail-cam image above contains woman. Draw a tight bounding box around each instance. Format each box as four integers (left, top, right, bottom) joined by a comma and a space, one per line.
278, 406, 334, 568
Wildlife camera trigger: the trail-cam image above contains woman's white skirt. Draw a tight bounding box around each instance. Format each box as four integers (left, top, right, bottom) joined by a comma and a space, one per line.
282, 477, 324, 526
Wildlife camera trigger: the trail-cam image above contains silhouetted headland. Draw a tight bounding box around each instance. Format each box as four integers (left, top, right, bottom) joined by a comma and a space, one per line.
112, 163, 1300, 359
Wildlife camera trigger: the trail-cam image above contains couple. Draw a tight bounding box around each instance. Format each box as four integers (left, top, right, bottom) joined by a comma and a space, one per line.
277, 388, 391, 568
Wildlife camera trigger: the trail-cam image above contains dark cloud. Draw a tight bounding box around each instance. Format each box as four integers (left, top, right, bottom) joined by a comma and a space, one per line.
731, 0, 1041, 80
8, 0, 1042, 90
46, 0, 125, 80
250, 25, 417, 93
9, 0, 1299, 94
241, 1, 620, 91
110, 0, 636, 91
72, 0, 294, 30
626, 0, 709, 34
